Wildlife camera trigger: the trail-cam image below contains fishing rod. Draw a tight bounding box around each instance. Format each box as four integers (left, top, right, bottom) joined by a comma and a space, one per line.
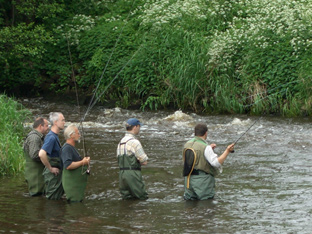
234, 115, 262, 145
65, 0, 140, 175
81, 43, 143, 122
66, 34, 90, 174
82, 0, 138, 123
230, 115, 262, 153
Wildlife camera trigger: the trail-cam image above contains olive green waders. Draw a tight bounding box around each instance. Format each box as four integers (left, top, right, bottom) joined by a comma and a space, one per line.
62, 165, 88, 202
118, 153, 148, 200
43, 157, 64, 200
24, 155, 45, 196
184, 170, 216, 200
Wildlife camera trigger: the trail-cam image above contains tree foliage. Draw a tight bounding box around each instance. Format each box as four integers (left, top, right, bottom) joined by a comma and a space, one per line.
1, 0, 312, 116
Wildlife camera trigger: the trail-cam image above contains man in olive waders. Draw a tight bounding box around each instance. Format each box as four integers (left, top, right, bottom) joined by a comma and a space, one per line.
117, 118, 148, 200
24, 117, 49, 196
183, 123, 234, 200
61, 124, 90, 202
39, 112, 65, 200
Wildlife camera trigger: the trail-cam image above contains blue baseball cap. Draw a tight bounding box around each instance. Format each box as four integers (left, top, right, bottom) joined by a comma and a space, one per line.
126, 118, 142, 126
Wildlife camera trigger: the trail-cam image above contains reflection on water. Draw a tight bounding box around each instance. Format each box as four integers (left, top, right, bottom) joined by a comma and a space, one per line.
1, 98, 312, 233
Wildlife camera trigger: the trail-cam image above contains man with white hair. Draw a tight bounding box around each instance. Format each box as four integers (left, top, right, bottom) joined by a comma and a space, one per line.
39, 112, 65, 200
61, 124, 90, 202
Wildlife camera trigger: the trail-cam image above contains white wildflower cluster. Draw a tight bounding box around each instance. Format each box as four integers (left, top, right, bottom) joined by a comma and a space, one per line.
207, 0, 312, 67
56, 14, 96, 45
103, 14, 122, 23
134, 0, 207, 29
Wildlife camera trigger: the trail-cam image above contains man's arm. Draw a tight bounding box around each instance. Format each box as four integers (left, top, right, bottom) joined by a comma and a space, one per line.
66, 157, 90, 170
133, 141, 148, 165
217, 144, 235, 165
39, 149, 60, 175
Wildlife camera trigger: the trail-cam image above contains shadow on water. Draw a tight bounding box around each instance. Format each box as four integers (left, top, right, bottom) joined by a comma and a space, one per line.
1, 98, 312, 233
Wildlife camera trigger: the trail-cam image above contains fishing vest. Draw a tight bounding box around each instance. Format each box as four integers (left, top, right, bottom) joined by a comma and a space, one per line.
117, 138, 141, 171
183, 137, 218, 176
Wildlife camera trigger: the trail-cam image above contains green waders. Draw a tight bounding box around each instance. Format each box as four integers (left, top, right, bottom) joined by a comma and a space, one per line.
118, 154, 148, 200
62, 165, 88, 202
24, 155, 45, 196
43, 157, 64, 200
184, 170, 216, 200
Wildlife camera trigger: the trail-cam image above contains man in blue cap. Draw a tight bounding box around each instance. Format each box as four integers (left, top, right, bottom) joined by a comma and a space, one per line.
117, 118, 148, 199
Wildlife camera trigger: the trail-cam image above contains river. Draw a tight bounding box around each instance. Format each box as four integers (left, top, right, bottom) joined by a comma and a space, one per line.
0, 98, 312, 233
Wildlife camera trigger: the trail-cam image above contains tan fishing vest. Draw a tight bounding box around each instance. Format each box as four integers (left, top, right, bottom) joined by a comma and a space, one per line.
183, 137, 217, 176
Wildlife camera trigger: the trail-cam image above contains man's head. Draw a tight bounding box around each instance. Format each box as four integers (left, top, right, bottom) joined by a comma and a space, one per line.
33, 117, 49, 135
194, 123, 208, 138
64, 124, 80, 141
49, 112, 65, 130
126, 118, 142, 135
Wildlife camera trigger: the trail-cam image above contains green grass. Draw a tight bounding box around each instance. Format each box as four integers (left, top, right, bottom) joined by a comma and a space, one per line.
0, 95, 31, 176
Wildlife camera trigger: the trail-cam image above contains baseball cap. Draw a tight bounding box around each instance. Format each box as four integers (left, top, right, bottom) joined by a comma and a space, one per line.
126, 118, 142, 126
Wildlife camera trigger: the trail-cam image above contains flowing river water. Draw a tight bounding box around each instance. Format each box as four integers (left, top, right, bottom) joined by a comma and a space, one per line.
1, 98, 312, 233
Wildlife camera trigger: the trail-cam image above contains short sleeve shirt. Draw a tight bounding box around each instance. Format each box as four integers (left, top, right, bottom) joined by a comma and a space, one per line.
117, 133, 148, 163
41, 131, 61, 158
61, 143, 82, 169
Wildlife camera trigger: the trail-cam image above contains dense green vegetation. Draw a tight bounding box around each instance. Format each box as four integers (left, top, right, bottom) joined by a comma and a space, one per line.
1, 0, 312, 116
0, 95, 31, 176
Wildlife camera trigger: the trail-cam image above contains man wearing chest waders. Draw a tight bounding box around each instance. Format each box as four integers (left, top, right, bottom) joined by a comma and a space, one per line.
39, 112, 65, 200
183, 123, 234, 200
23, 117, 49, 196
117, 118, 148, 200
61, 124, 90, 203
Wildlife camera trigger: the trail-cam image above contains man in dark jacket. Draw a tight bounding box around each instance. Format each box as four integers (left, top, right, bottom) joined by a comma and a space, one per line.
24, 117, 49, 196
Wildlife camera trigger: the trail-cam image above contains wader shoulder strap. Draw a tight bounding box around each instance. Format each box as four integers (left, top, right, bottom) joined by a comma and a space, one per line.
118, 138, 134, 155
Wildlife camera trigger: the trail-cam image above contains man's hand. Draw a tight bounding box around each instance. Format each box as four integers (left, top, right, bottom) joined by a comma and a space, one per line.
227, 143, 235, 152
50, 167, 60, 176
82, 157, 90, 165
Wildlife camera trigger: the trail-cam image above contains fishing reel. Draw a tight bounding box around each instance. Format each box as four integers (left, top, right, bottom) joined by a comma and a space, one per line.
86, 169, 90, 175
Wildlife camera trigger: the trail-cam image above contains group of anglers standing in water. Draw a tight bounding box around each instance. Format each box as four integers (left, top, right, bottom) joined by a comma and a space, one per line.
23, 112, 235, 202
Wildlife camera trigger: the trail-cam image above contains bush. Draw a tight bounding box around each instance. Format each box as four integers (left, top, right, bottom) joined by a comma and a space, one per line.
0, 95, 31, 176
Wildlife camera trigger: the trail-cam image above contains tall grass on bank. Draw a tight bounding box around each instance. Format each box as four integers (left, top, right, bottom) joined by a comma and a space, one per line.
0, 95, 31, 176
2, 0, 312, 116
88, 0, 312, 116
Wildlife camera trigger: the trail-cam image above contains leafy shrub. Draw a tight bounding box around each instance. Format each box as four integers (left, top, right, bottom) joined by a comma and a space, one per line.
0, 95, 31, 176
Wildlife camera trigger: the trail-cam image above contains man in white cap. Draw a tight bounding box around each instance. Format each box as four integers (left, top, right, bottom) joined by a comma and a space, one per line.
116, 118, 148, 199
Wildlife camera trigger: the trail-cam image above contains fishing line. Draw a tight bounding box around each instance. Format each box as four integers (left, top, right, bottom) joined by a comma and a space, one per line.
82, 0, 138, 122
81, 43, 144, 122
66, 34, 90, 174
65, 0, 138, 174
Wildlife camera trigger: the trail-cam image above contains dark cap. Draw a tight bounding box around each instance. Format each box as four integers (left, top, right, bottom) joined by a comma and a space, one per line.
126, 118, 142, 126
